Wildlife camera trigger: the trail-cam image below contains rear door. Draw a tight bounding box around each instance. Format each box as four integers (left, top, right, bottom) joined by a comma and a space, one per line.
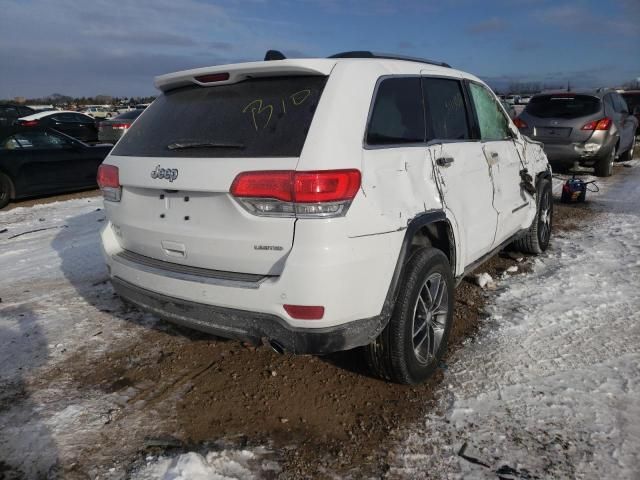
612, 93, 636, 153
106, 75, 327, 275
422, 76, 498, 265
467, 81, 530, 242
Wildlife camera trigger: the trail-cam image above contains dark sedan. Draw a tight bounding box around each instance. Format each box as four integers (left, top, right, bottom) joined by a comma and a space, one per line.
98, 109, 144, 144
0, 128, 111, 209
15, 110, 99, 143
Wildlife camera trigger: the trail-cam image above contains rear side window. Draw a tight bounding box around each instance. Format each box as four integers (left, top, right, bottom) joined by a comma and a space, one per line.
112, 76, 327, 158
422, 78, 469, 141
525, 95, 601, 119
613, 94, 628, 113
366, 77, 424, 145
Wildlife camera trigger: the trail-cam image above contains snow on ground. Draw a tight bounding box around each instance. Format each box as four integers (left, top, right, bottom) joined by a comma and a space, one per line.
389, 166, 640, 478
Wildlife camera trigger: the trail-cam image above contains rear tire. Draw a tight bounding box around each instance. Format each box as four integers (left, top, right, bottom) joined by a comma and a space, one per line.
365, 248, 454, 384
595, 147, 615, 177
0, 172, 13, 209
513, 177, 552, 254
619, 137, 635, 162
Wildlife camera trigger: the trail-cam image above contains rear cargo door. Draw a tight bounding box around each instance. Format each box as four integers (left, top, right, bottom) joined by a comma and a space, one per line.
107, 75, 327, 276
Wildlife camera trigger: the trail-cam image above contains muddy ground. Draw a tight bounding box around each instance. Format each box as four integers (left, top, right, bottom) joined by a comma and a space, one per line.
3, 176, 601, 479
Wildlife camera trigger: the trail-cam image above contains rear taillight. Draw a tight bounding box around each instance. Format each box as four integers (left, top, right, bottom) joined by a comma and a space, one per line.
111, 123, 130, 130
230, 169, 361, 218
283, 304, 325, 320
20, 119, 39, 127
513, 117, 528, 129
97, 164, 121, 202
581, 117, 612, 131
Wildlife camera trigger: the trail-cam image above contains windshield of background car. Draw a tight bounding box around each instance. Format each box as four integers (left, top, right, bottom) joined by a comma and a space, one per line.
525, 95, 601, 119
112, 76, 327, 157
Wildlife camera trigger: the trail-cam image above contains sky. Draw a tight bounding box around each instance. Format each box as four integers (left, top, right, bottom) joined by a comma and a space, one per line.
0, 0, 638, 99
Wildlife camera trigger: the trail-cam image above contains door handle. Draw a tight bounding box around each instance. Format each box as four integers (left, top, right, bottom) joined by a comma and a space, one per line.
436, 157, 454, 167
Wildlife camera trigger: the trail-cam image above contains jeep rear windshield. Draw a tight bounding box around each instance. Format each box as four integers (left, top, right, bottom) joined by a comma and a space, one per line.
112, 76, 327, 157
525, 95, 601, 119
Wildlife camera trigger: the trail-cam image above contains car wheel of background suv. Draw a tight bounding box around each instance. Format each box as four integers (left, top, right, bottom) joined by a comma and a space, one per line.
365, 248, 454, 384
513, 177, 553, 254
595, 146, 615, 177
619, 137, 635, 162
0, 172, 13, 209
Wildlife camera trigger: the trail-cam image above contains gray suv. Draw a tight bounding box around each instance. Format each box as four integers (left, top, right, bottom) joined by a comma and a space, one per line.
515, 89, 637, 176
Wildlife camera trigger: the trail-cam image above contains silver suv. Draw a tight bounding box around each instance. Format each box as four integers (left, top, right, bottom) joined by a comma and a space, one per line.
515, 89, 638, 176
98, 52, 552, 384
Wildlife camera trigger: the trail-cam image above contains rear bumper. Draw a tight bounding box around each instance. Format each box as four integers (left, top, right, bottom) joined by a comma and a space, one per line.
101, 219, 402, 353
540, 139, 615, 166
111, 277, 385, 354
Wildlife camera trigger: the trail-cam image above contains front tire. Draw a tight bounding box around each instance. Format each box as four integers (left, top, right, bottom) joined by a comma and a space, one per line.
0, 172, 13, 209
513, 177, 552, 254
365, 248, 454, 384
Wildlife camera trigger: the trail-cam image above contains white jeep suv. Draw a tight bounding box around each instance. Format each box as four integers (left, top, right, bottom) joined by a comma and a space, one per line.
98, 52, 552, 384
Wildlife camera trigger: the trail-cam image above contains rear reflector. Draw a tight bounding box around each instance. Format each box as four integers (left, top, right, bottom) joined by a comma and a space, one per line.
581, 117, 612, 131
283, 305, 325, 320
97, 164, 121, 202
513, 117, 527, 129
195, 72, 230, 83
231, 169, 361, 218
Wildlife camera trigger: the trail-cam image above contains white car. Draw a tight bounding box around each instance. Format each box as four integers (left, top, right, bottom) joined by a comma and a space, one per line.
98, 51, 552, 384
81, 106, 113, 119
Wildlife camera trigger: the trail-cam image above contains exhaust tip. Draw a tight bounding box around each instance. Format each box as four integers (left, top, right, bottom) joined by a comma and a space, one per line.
269, 340, 286, 355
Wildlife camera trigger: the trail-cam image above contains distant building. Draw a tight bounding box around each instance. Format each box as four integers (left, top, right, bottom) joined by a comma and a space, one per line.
13, 96, 26, 104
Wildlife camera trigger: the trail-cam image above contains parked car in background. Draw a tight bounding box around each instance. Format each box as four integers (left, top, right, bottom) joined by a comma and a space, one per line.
0, 127, 111, 209
134, 103, 151, 110
620, 90, 640, 135
16, 110, 99, 143
99, 51, 552, 384
98, 109, 144, 143
0, 104, 34, 128
518, 95, 532, 105
515, 89, 637, 176
81, 106, 113, 119
504, 94, 520, 105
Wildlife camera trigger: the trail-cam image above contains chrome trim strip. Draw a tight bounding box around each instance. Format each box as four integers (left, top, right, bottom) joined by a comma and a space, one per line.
113, 250, 270, 289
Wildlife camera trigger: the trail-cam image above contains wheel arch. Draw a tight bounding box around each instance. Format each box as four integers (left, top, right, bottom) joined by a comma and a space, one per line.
377, 210, 457, 326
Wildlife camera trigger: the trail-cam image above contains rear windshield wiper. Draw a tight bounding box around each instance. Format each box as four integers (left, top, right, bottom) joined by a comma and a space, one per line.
167, 141, 245, 151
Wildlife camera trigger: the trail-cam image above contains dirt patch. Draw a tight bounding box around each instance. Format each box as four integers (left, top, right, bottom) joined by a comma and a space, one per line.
22, 193, 597, 478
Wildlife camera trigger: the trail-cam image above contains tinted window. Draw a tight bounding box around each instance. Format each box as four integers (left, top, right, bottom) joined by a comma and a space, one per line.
52, 113, 75, 122
613, 94, 628, 113
422, 78, 469, 141
1, 131, 68, 150
604, 94, 615, 115
469, 83, 510, 141
526, 95, 601, 119
73, 113, 93, 122
114, 110, 143, 120
113, 76, 327, 158
18, 107, 34, 117
367, 77, 424, 145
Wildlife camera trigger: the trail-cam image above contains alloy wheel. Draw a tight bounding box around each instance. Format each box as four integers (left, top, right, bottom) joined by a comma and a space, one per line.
411, 273, 449, 364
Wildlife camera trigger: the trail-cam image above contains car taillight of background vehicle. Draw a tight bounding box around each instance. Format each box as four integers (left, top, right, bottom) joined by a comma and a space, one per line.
513, 117, 527, 129
97, 164, 121, 202
19, 120, 39, 127
230, 169, 361, 218
581, 117, 612, 131
110, 123, 130, 130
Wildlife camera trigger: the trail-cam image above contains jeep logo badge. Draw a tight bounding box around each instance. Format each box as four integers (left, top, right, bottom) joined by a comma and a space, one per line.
151, 165, 179, 182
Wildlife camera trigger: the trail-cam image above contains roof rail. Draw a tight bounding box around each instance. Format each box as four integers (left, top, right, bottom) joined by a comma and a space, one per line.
328, 51, 451, 68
